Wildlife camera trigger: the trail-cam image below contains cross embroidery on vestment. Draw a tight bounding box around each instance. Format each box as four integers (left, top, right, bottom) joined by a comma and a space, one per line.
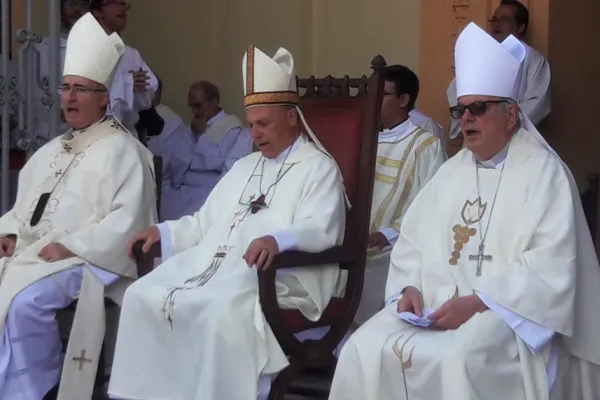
72, 349, 93, 370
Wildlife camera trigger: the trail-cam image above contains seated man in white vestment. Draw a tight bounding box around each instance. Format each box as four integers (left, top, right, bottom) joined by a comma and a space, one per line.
355, 65, 445, 325
0, 13, 157, 400
108, 45, 347, 400
447, 0, 551, 142
159, 81, 251, 221
90, 0, 159, 138
329, 22, 600, 400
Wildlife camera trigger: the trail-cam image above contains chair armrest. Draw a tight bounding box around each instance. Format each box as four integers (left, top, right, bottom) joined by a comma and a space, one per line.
269, 246, 350, 270
132, 240, 162, 277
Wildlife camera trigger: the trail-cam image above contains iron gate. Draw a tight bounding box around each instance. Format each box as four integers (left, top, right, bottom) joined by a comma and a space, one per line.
0, 0, 62, 214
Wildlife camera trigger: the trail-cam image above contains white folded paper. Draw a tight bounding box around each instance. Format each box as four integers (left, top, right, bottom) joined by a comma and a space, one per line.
398, 309, 435, 327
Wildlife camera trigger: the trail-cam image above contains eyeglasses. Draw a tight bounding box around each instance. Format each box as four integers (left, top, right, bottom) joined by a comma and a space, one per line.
489, 17, 514, 25
449, 100, 508, 119
102, 0, 131, 10
57, 85, 108, 95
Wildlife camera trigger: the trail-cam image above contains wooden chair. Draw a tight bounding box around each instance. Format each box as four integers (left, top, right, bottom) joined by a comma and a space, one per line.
258, 56, 386, 399
132, 56, 386, 398
580, 173, 599, 244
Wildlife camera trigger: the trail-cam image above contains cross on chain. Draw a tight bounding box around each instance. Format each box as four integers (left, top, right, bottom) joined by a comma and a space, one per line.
468, 243, 492, 276
72, 349, 93, 370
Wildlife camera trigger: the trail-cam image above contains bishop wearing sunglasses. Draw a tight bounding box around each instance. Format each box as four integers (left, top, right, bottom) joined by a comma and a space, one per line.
330, 22, 600, 400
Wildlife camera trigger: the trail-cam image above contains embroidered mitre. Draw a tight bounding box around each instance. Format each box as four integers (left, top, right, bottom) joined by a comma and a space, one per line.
63, 12, 125, 89
242, 46, 300, 108
454, 22, 526, 101
240, 45, 351, 208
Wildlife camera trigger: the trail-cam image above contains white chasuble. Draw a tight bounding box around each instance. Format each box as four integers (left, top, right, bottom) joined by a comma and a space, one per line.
108, 135, 346, 400
330, 129, 600, 400
0, 117, 157, 399
355, 122, 444, 326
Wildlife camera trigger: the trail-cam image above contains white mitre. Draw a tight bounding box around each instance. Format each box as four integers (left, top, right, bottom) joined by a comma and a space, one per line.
455, 22, 526, 101
242, 45, 351, 207
242, 46, 299, 107
454, 23, 551, 153
62, 12, 125, 89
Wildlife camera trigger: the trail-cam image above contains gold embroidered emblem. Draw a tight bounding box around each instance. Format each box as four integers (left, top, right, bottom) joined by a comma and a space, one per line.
449, 197, 487, 266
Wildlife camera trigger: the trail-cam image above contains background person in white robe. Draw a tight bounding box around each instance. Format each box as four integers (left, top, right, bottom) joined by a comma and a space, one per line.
147, 76, 187, 158
355, 65, 445, 326
0, 13, 157, 400
329, 22, 600, 400
89, 0, 159, 138
108, 45, 346, 400
447, 0, 551, 143
159, 81, 251, 221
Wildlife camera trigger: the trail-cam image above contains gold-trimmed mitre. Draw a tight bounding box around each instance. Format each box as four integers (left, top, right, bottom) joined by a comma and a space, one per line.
242, 46, 300, 108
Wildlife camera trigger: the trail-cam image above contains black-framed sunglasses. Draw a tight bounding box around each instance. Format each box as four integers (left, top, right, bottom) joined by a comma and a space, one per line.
449, 100, 508, 120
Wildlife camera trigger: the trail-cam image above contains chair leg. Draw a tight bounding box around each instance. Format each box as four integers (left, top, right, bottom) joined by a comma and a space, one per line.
267, 362, 300, 400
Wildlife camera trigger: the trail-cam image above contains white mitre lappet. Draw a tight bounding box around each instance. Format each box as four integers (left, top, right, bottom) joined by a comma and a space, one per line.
62, 12, 125, 89
242, 45, 350, 207
455, 22, 600, 366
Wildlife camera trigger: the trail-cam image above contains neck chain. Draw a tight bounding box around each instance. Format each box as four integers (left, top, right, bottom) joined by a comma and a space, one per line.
475, 160, 505, 251
238, 145, 295, 210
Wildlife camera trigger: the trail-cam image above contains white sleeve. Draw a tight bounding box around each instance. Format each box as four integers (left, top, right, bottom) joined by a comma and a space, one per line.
476, 291, 554, 353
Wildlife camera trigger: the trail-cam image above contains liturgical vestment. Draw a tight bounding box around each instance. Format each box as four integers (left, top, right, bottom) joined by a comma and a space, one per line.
329, 129, 600, 400
355, 120, 444, 325
109, 45, 159, 137
108, 135, 346, 400
0, 117, 157, 399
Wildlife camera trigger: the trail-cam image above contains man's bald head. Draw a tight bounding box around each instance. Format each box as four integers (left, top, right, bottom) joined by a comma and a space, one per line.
188, 80, 220, 120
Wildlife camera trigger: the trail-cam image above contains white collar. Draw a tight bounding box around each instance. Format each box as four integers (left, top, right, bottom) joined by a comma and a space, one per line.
379, 119, 418, 143
207, 110, 226, 126
473, 140, 511, 169
264, 134, 304, 165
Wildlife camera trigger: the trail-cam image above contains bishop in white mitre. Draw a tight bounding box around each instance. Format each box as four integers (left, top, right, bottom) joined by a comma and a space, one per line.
355, 64, 445, 326
108, 45, 347, 400
447, 0, 551, 141
329, 22, 600, 400
0, 13, 157, 400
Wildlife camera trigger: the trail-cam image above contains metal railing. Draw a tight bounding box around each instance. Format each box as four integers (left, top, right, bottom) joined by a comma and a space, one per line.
0, 0, 61, 214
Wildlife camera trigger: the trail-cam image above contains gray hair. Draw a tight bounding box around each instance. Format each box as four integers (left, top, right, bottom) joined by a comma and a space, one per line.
500, 98, 521, 129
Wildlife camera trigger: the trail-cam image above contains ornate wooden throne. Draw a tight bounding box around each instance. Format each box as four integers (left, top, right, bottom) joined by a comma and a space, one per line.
132, 57, 386, 399
257, 57, 386, 399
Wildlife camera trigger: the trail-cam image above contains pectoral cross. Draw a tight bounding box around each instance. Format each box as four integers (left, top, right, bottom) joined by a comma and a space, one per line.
469, 243, 492, 276
249, 194, 266, 214
72, 349, 92, 370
